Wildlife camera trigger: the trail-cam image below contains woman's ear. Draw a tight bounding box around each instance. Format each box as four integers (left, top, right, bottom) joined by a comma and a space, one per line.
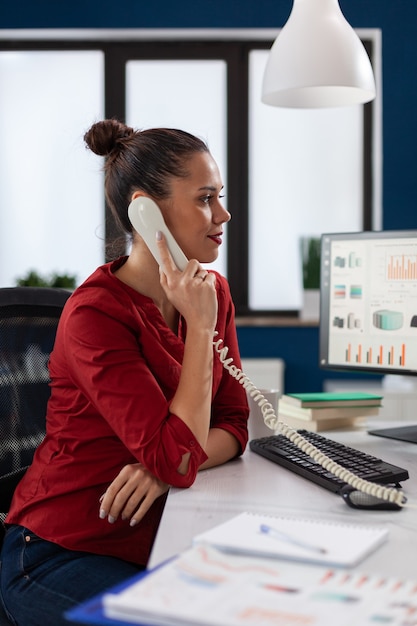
131, 191, 146, 202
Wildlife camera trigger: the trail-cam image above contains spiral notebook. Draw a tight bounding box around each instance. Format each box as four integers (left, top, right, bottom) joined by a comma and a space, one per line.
193, 512, 388, 567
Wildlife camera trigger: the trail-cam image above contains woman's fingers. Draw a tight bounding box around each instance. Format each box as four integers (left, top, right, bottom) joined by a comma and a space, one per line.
156, 231, 176, 272
99, 464, 169, 526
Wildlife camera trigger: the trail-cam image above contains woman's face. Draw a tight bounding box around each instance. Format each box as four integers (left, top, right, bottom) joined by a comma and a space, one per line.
158, 152, 231, 265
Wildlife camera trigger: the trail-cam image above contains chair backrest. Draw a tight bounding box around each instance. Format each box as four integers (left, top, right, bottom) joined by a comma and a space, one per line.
0, 287, 71, 541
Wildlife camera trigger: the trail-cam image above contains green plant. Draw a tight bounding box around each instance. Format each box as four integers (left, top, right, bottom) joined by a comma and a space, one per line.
16, 270, 77, 289
301, 237, 321, 290
48, 273, 78, 289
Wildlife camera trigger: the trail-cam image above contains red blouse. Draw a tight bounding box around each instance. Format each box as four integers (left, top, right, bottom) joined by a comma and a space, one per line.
7, 259, 249, 565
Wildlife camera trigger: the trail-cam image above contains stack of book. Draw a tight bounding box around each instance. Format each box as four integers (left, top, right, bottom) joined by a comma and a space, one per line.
277, 391, 383, 432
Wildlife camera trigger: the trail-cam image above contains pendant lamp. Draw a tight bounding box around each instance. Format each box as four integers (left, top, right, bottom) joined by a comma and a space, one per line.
262, 0, 376, 108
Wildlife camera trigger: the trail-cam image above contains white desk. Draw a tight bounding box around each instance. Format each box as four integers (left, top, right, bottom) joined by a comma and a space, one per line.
149, 420, 417, 579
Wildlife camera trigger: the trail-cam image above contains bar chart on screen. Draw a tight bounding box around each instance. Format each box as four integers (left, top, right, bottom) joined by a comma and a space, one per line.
343, 342, 407, 367
386, 253, 417, 281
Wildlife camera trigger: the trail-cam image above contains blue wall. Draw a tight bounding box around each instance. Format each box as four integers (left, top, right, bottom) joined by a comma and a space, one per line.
2, 1, 416, 391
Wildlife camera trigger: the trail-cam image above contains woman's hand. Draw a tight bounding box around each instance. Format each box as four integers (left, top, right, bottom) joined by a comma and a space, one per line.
99, 463, 170, 527
157, 232, 218, 332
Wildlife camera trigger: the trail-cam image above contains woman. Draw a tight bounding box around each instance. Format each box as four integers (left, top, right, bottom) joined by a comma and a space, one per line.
0, 119, 249, 625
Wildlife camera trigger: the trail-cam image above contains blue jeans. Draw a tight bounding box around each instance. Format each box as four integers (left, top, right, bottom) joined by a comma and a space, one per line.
0, 525, 143, 625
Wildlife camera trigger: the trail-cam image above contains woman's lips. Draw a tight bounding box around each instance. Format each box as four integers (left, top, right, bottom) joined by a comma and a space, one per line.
208, 233, 223, 245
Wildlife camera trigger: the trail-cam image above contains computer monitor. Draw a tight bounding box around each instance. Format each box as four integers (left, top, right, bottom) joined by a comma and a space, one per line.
319, 230, 417, 444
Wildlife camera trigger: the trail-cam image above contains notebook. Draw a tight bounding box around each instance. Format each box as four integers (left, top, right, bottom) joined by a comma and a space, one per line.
193, 512, 389, 567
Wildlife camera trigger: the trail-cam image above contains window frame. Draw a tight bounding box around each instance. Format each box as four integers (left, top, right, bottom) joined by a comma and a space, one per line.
0, 29, 381, 318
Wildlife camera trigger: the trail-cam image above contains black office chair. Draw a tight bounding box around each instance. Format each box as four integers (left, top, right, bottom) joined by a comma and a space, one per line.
0, 287, 71, 625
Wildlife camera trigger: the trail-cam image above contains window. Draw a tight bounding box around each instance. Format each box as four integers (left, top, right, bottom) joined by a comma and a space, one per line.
249, 50, 365, 311
125, 58, 227, 275
0, 49, 104, 287
0, 30, 381, 317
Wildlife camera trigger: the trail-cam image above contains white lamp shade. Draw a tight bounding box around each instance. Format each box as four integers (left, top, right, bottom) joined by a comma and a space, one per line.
262, 0, 376, 108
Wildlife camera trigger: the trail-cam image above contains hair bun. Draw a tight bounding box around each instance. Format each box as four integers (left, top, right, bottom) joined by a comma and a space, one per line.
84, 119, 135, 156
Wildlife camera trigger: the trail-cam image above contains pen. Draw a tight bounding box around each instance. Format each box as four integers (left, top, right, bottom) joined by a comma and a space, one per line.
259, 524, 328, 555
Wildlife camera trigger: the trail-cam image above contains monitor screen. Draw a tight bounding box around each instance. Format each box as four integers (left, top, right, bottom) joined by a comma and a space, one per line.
320, 230, 417, 377
319, 230, 417, 443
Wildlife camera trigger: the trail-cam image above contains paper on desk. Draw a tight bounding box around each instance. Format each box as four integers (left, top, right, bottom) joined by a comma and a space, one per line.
193, 512, 389, 567
103, 544, 417, 626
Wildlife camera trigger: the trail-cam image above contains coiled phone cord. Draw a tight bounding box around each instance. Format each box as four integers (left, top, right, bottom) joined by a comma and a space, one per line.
213, 333, 408, 508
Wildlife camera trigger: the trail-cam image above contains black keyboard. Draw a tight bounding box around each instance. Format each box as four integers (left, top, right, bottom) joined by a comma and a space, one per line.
249, 430, 410, 493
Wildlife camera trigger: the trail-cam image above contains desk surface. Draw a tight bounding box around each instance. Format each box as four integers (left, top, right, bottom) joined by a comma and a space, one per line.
149, 420, 417, 579
67, 422, 417, 625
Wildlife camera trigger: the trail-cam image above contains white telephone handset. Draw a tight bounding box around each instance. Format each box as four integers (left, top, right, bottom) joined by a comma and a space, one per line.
128, 197, 188, 271
127, 196, 407, 509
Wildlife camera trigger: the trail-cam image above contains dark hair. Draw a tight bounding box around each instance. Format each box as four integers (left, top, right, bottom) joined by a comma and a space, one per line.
84, 119, 209, 236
